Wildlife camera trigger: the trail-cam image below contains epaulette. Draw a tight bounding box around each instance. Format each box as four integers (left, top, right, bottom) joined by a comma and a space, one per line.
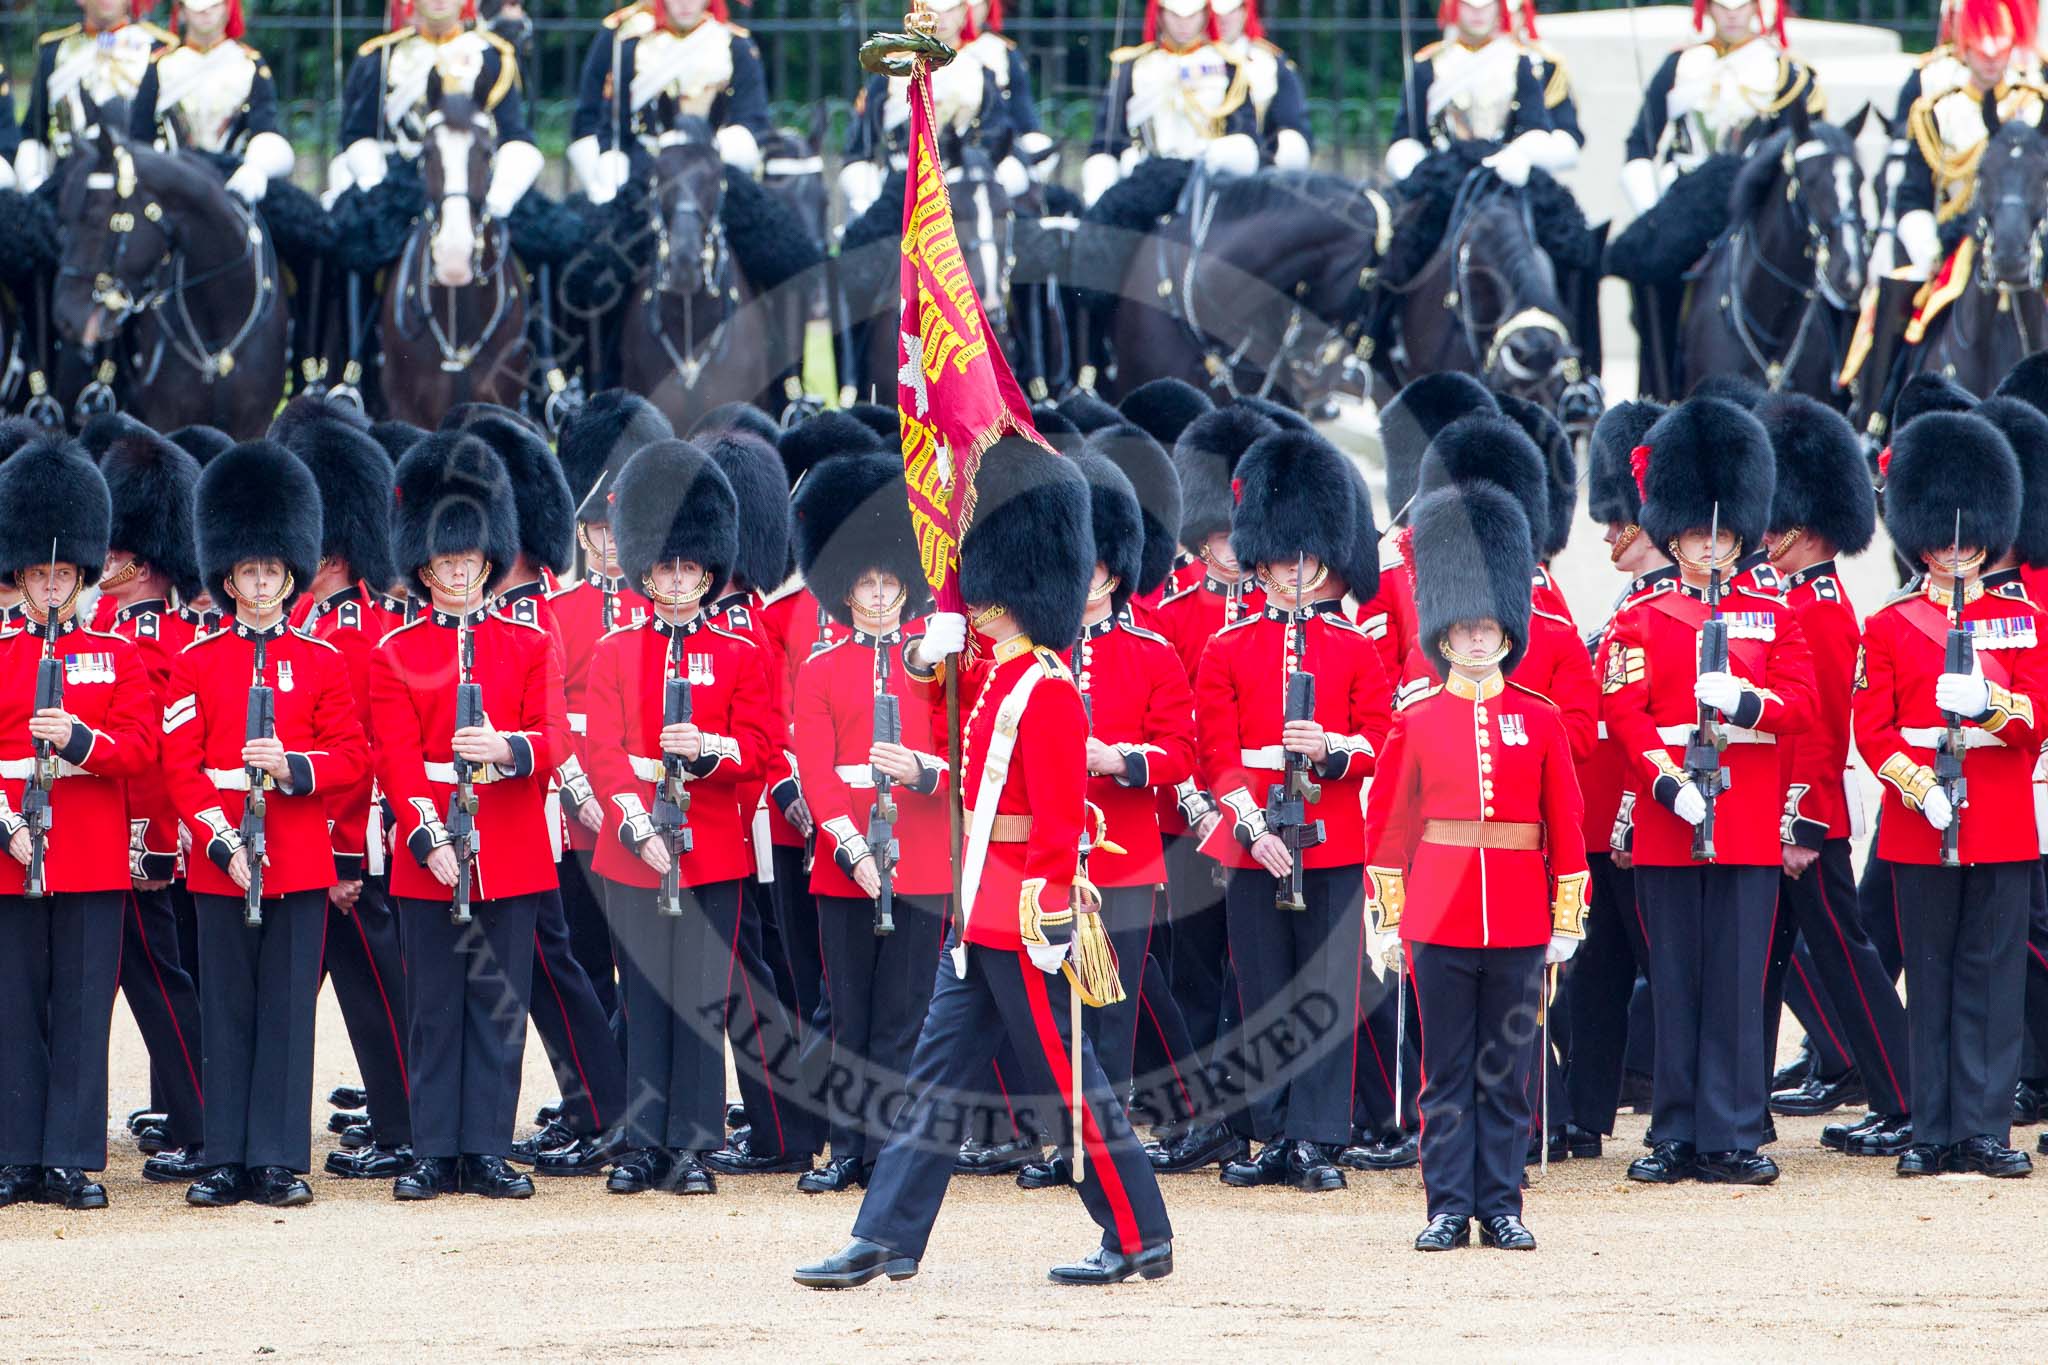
1415, 40, 1445, 61
479, 28, 521, 100
1531, 604, 1572, 628
1916, 43, 1953, 70
490, 610, 545, 635
1157, 581, 1199, 607
292, 627, 340, 654
719, 602, 754, 631
1809, 574, 1843, 604
376, 615, 429, 647
1315, 611, 1368, 637
1993, 579, 2029, 601
136, 21, 178, 47
1378, 539, 1408, 572
706, 622, 756, 647
1109, 41, 1154, 65
601, 2, 646, 29
358, 26, 412, 57
1032, 646, 1072, 680
502, 596, 541, 626
1118, 619, 1171, 647
1504, 679, 1558, 708
1216, 611, 1261, 636
40, 24, 81, 45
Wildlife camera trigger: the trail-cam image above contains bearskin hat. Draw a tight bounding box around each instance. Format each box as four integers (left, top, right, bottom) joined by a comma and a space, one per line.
268, 392, 372, 449
1973, 396, 2048, 567
1993, 350, 2048, 417
1685, 373, 1764, 409
844, 402, 900, 447
703, 432, 791, 592
0, 418, 44, 462
1074, 449, 1145, 615
368, 420, 428, 464
391, 432, 520, 597
1029, 405, 1082, 445
559, 390, 673, 523
1381, 371, 1498, 523
77, 411, 154, 461
793, 451, 931, 629
776, 410, 882, 491
1333, 458, 1383, 604
691, 400, 785, 449
99, 429, 203, 601
1892, 372, 1977, 430
1231, 428, 1358, 575
1118, 377, 1214, 450
612, 439, 740, 591
1232, 395, 1316, 433
1411, 482, 1535, 681
167, 424, 235, 467
1084, 423, 1183, 596
1752, 393, 1876, 555
0, 435, 112, 587
290, 419, 399, 591
456, 413, 574, 575
1881, 412, 2021, 566
195, 441, 323, 605
1637, 398, 1776, 552
441, 402, 546, 439
1175, 405, 1277, 547
958, 435, 1093, 648
1415, 414, 1550, 556
1058, 390, 1124, 434
1587, 399, 1666, 526
1494, 392, 1575, 559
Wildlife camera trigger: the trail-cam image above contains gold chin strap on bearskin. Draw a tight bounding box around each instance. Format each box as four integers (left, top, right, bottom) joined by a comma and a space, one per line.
1667, 538, 1742, 578
1438, 633, 1513, 671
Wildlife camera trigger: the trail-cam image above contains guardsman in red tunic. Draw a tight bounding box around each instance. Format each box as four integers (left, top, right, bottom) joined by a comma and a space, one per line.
797, 438, 1174, 1290
1855, 411, 2044, 1178
163, 442, 368, 1209
1602, 399, 1816, 1187
585, 440, 775, 1196
1743, 396, 1915, 1155
1196, 429, 1393, 1193
1367, 481, 1587, 1253
281, 410, 416, 1182
370, 432, 567, 1202
787, 451, 946, 1193
0, 437, 158, 1211
93, 428, 209, 1180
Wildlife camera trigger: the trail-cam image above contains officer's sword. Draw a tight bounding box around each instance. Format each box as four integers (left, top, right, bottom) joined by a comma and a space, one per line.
1394, 962, 1406, 1136
1539, 963, 1554, 1181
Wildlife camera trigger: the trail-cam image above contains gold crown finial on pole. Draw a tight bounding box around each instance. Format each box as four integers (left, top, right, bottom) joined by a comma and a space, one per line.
861, 0, 957, 74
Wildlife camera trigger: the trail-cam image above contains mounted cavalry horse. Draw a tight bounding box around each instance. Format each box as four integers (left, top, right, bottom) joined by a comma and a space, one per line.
49, 125, 287, 436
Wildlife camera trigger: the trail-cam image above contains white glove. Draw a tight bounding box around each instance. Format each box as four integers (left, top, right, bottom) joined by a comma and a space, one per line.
320, 154, 356, 210
1935, 670, 1990, 719
1026, 938, 1069, 975
995, 155, 1030, 199
1482, 142, 1531, 188
239, 130, 295, 184
715, 123, 761, 177
341, 138, 388, 194
1382, 137, 1427, 182
1546, 933, 1581, 966
1527, 128, 1581, 175
1694, 670, 1746, 717
1017, 130, 1057, 183
1921, 785, 1954, 832
1273, 127, 1311, 172
0, 156, 15, 191
1620, 156, 1660, 217
837, 159, 883, 220
919, 611, 967, 660
1370, 928, 1404, 975
484, 140, 544, 219
1896, 209, 1941, 280
225, 163, 270, 203
1081, 152, 1121, 206
566, 135, 614, 204
1672, 782, 1708, 827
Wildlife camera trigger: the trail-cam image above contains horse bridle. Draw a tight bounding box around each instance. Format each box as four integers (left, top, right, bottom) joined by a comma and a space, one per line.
642, 139, 738, 390
1718, 141, 1862, 392
404, 108, 516, 372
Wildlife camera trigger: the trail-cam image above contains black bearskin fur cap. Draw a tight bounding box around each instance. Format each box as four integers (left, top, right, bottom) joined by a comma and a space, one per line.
0, 435, 112, 586
1638, 398, 1776, 552
1085, 423, 1183, 596
1892, 372, 1977, 430
290, 419, 399, 591
369, 420, 428, 464
1411, 482, 1535, 681
1882, 412, 2020, 566
1753, 393, 1876, 555
1074, 449, 1145, 615
776, 410, 881, 491
1416, 414, 1551, 557
441, 402, 546, 439
101, 429, 203, 601
703, 432, 791, 592
1334, 458, 1383, 604
391, 432, 520, 597
1494, 392, 1576, 559
958, 436, 1092, 648
268, 392, 372, 449
1029, 405, 1082, 446
1175, 405, 1277, 546
0, 418, 46, 462
1118, 378, 1213, 449
459, 413, 573, 575
1381, 371, 1498, 523
1057, 390, 1124, 434
559, 390, 673, 523
77, 411, 154, 460
1587, 400, 1666, 527
691, 401, 786, 450
1230, 429, 1358, 575
1973, 396, 2048, 568
167, 424, 235, 467
1685, 373, 1764, 409
196, 441, 323, 606
612, 439, 739, 591
792, 451, 931, 629
1993, 350, 2048, 418
844, 402, 900, 447
1232, 395, 1316, 433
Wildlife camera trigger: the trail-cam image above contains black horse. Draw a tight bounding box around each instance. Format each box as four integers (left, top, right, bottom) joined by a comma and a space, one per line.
1679, 120, 1866, 400
51, 125, 286, 436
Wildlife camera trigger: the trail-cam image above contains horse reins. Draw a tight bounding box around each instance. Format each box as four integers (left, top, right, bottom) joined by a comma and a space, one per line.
406, 108, 517, 373
1718, 142, 1860, 392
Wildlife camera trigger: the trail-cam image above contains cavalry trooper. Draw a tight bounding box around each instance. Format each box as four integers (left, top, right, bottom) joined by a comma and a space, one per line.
1195, 429, 1391, 1194
370, 431, 568, 1202
93, 430, 209, 1185
796, 438, 1175, 1290
585, 439, 775, 1198
1855, 411, 2042, 1179
0, 63, 18, 188
278, 407, 417, 1183
786, 450, 946, 1194
958, 0, 1058, 183
162, 442, 367, 1210
1210, 0, 1310, 171
567, 0, 772, 205
1367, 480, 1587, 1254
333, 0, 540, 220
1502, 0, 1582, 148
12, 0, 177, 192
1601, 398, 1816, 1188
129, 0, 295, 202
0, 435, 158, 1212
1744, 396, 1914, 1156
1082, 0, 1262, 206
1382, 0, 1577, 187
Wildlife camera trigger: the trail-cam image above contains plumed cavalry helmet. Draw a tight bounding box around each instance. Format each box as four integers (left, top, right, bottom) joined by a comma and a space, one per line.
957, 435, 1093, 648
611, 440, 740, 597
1881, 411, 2021, 567
391, 432, 520, 599
792, 451, 932, 630
1412, 482, 1536, 680
0, 435, 112, 589
195, 441, 325, 610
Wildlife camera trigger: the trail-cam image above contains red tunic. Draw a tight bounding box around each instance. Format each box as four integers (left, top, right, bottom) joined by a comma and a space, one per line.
1152, 572, 1265, 835
1581, 567, 1682, 854
161, 623, 368, 898
103, 598, 199, 881
547, 572, 649, 854
756, 584, 849, 838
1533, 563, 1577, 627
1854, 580, 2048, 866
1135, 551, 1204, 614
707, 592, 802, 863
793, 625, 952, 899
1353, 532, 1418, 690
585, 612, 775, 888
1600, 579, 1816, 867
301, 584, 404, 880
1392, 605, 1600, 765
1365, 673, 1588, 949
0, 620, 158, 894
1070, 612, 1198, 887
1778, 562, 1861, 848
1193, 601, 1393, 869
369, 609, 566, 903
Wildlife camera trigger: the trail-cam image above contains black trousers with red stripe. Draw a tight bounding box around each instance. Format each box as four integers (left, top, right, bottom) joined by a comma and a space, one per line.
0, 891, 122, 1169
735, 875, 819, 1157
610, 879, 743, 1153
399, 893, 539, 1159
529, 886, 626, 1140
323, 876, 412, 1146
122, 885, 206, 1150
1411, 941, 1545, 1220
854, 944, 1173, 1261
1130, 949, 1215, 1132
1087, 885, 1155, 1107
1563, 852, 1651, 1135
194, 891, 326, 1172
1783, 941, 1858, 1079
807, 892, 945, 1169
558, 850, 619, 1022
1160, 832, 1229, 1060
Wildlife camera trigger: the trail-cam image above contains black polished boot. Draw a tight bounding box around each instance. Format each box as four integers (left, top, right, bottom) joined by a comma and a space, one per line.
0, 1164, 41, 1207
507, 1119, 577, 1165
37, 1168, 108, 1210
1016, 1153, 1074, 1189
458, 1154, 535, 1198
329, 1085, 369, 1110
1627, 1141, 1697, 1184
1148, 1122, 1246, 1174
1338, 1129, 1419, 1171
605, 1148, 673, 1194
1413, 1214, 1471, 1251
669, 1152, 717, 1195
1843, 1116, 1914, 1157
1694, 1150, 1778, 1185
953, 1138, 1038, 1176
793, 1239, 919, 1289
326, 1143, 415, 1179
393, 1156, 459, 1201
534, 1131, 627, 1177
1769, 1069, 1863, 1117
1284, 1140, 1346, 1192
1479, 1214, 1537, 1250
702, 1134, 813, 1176
143, 1146, 214, 1184
1048, 1241, 1173, 1285
1219, 1140, 1289, 1187
250, 1166, 313, 1207
186, 1165, 248, 1208
1943, 1135, 2032, 1178
796, 1156, 867, 1193
1895, 1143, 1943, 1177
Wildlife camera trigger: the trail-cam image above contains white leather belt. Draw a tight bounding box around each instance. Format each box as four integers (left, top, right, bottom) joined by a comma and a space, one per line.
630, 754, 701, 784
1656, 725, 1774, 747
567, 712, 588, 735
423, 761, 504, 785
1240, 746, 1286, 770
1900, 727, 2007, 751
204, 768, 257, 792
1597, 721, 1609, 740
835, 763, 876, 789
0, 757, 85, 780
